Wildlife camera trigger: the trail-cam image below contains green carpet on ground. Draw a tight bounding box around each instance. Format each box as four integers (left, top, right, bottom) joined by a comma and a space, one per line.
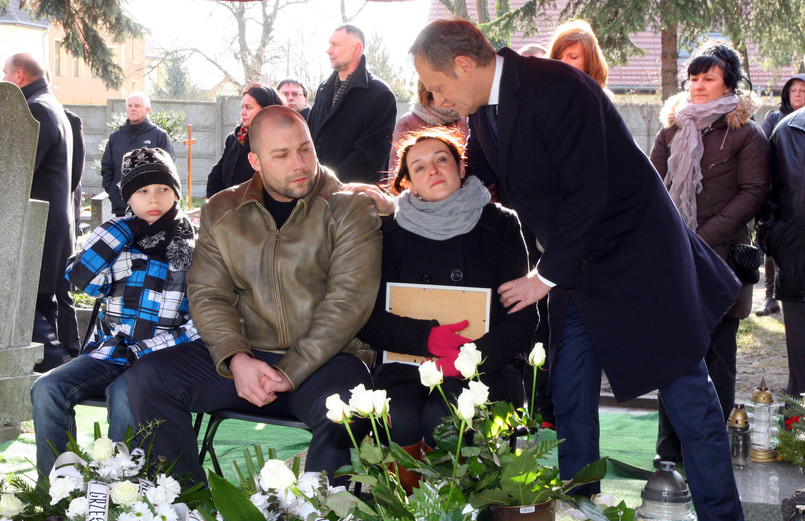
0, 406, 659, 508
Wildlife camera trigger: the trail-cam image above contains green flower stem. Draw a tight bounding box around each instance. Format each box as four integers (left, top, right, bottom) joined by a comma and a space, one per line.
381, 414, 404, 493
452, 418, 466, 480
343, 419, 359, 452
528, 364, 538, 446
436, 383, 452, 412
369, 414, 393, 490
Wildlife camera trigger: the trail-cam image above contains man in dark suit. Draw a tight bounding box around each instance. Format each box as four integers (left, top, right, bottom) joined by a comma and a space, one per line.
3, 52, 75, 371
307, 24, 396, 184
411, 19, 743, 520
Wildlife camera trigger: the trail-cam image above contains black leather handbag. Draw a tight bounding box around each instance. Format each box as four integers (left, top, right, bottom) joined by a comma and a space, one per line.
728, 244, 763, 284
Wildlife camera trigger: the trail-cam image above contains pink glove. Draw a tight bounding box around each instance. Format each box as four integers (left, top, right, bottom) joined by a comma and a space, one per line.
428, 320, 471, 356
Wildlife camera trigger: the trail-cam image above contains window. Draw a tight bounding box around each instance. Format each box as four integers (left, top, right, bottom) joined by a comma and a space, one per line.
131, 39, 137, 61
131, 80, 138, 92
54, 40, 62, 76
73, 56, 80, 78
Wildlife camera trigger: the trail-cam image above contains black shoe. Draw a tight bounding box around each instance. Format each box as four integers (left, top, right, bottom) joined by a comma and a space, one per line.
756, 297, 781, 316
653, 454, 682, 469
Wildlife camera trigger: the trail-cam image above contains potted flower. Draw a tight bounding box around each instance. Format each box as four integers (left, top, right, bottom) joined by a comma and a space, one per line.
329, 342, 627, 521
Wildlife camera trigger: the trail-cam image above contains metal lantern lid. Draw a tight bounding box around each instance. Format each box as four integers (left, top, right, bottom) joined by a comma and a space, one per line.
728, 403, 750, 429
752, 377, 773, 404
640, 461, 693, 504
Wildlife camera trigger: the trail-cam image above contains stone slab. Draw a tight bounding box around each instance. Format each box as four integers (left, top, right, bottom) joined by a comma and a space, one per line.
0, 425, 21, 445
90, 191, 111, 230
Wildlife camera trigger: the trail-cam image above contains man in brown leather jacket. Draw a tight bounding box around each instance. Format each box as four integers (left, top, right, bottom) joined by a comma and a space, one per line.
127, 106, 381, 486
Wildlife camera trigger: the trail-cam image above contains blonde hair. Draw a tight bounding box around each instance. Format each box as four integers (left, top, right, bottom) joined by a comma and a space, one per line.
548, 19, 608, 88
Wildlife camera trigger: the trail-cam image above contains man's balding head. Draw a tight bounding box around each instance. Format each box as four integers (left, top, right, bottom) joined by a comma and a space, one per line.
247, 105, 318, 202
3, 53, 45, 87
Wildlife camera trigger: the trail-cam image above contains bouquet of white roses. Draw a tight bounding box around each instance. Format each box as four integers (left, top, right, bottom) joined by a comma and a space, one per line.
207, 446, 370, 521
0, 424, 208, 521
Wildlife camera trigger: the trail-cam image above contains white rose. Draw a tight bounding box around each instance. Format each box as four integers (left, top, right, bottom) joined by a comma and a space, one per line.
0, 494, 23, 517
455, 343, 482, 379
325, 394, 352, 423
371, 389, 390, 417
466, 381, 489, 406
527, 342, 546, 368
259, 460, 297, 491
419, 360, 443, 388
456, 389, 476, 421
66, 497, 88, 520
348, 384, 375, 416
110, 480, 141, 506
49, 476, 82, 505
92, 437, 116, 461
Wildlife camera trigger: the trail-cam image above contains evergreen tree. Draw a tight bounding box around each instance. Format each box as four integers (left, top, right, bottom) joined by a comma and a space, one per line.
366, 32, 412, 101
0, 0, 142, 90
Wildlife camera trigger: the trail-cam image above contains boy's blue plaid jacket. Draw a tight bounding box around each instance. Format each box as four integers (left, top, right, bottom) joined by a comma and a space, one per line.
66, 217, 199, 365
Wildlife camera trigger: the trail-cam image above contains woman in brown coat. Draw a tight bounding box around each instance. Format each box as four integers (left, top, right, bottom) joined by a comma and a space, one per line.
650, 41, 769, 466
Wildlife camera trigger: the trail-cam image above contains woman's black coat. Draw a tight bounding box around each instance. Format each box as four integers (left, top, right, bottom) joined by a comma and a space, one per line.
358, 203, 538, 379
206, 127, 254, 198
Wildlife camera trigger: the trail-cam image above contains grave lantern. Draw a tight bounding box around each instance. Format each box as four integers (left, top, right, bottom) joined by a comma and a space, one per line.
727, 403, 750, 468
745, 377, 780, 462
634, 461, 697, 521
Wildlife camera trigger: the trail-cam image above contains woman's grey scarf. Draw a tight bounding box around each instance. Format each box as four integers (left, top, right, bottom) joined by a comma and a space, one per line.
411, 101, 463, 127
665, 93, 740, 230
395, 175, 491, 240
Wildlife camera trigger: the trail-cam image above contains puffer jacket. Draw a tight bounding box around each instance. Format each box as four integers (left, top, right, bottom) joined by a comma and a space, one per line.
187, 167, 381, 389
651, 92, 770, 317
757, 108, 805, 302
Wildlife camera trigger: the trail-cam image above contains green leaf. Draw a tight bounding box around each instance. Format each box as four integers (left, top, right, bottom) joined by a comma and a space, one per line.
468, 488, 513, 509
325, 489, 358, 518
389, 442, 419, 468
93, 422, 102, 440
359, 440, 384, 465
563, 458, 608, 492
208, 470, 265, 521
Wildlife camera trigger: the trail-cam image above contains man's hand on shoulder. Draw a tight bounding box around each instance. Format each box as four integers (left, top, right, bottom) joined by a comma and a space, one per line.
230, 353, 289, 406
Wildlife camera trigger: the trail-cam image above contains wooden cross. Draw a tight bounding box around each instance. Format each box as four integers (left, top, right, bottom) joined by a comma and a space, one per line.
183, 124, 197, 207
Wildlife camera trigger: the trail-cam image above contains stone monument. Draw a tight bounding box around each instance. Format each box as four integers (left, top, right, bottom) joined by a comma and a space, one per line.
0, 81, 49, 443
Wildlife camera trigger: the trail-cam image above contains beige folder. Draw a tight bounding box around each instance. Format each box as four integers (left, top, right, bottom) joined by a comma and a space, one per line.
383, 282, 491, 366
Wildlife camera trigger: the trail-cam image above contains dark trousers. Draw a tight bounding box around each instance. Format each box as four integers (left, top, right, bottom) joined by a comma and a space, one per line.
374, 361, 523, 447
56, 278, 80, 357
33, 293, 71, 373
765, 257, 776, 299
553, 299, 743, 520
782, 301, 805, 395
657, 317, 739, 457
126, 340, 372, 487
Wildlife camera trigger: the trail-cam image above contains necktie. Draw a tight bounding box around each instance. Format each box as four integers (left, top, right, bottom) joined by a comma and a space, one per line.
485, 104, 499, 149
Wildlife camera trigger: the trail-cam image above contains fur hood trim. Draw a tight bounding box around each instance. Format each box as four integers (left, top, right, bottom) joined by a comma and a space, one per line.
660, 91, 762, 130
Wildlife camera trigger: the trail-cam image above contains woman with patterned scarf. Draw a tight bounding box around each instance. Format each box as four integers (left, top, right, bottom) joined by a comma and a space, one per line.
650, 41, 769, 467
355, 127, 537, 492
206, 83, 284, 197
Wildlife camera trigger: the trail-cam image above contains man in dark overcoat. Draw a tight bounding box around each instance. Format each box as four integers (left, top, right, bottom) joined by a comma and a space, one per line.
411, 19, 743, 521
307, 24, 396, 184
3, 53, 75, 371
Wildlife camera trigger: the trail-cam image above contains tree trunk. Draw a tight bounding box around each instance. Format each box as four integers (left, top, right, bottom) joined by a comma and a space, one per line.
660, 23, 679, 100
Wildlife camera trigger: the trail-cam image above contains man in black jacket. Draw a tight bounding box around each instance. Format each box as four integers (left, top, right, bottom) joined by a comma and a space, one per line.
758, 106, 805, 397
3, 52, 75, 371
101, 92, 175, 216
307, 24, 396, 184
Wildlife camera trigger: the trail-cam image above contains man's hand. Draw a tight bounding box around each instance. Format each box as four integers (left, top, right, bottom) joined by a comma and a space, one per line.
498, 270, 551, 313
230, 353, 291, 406
341, 183, 394, 216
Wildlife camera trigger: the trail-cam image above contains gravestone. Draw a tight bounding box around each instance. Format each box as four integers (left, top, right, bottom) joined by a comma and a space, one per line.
90, 191, 112, 229
0, 81, 49, 443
